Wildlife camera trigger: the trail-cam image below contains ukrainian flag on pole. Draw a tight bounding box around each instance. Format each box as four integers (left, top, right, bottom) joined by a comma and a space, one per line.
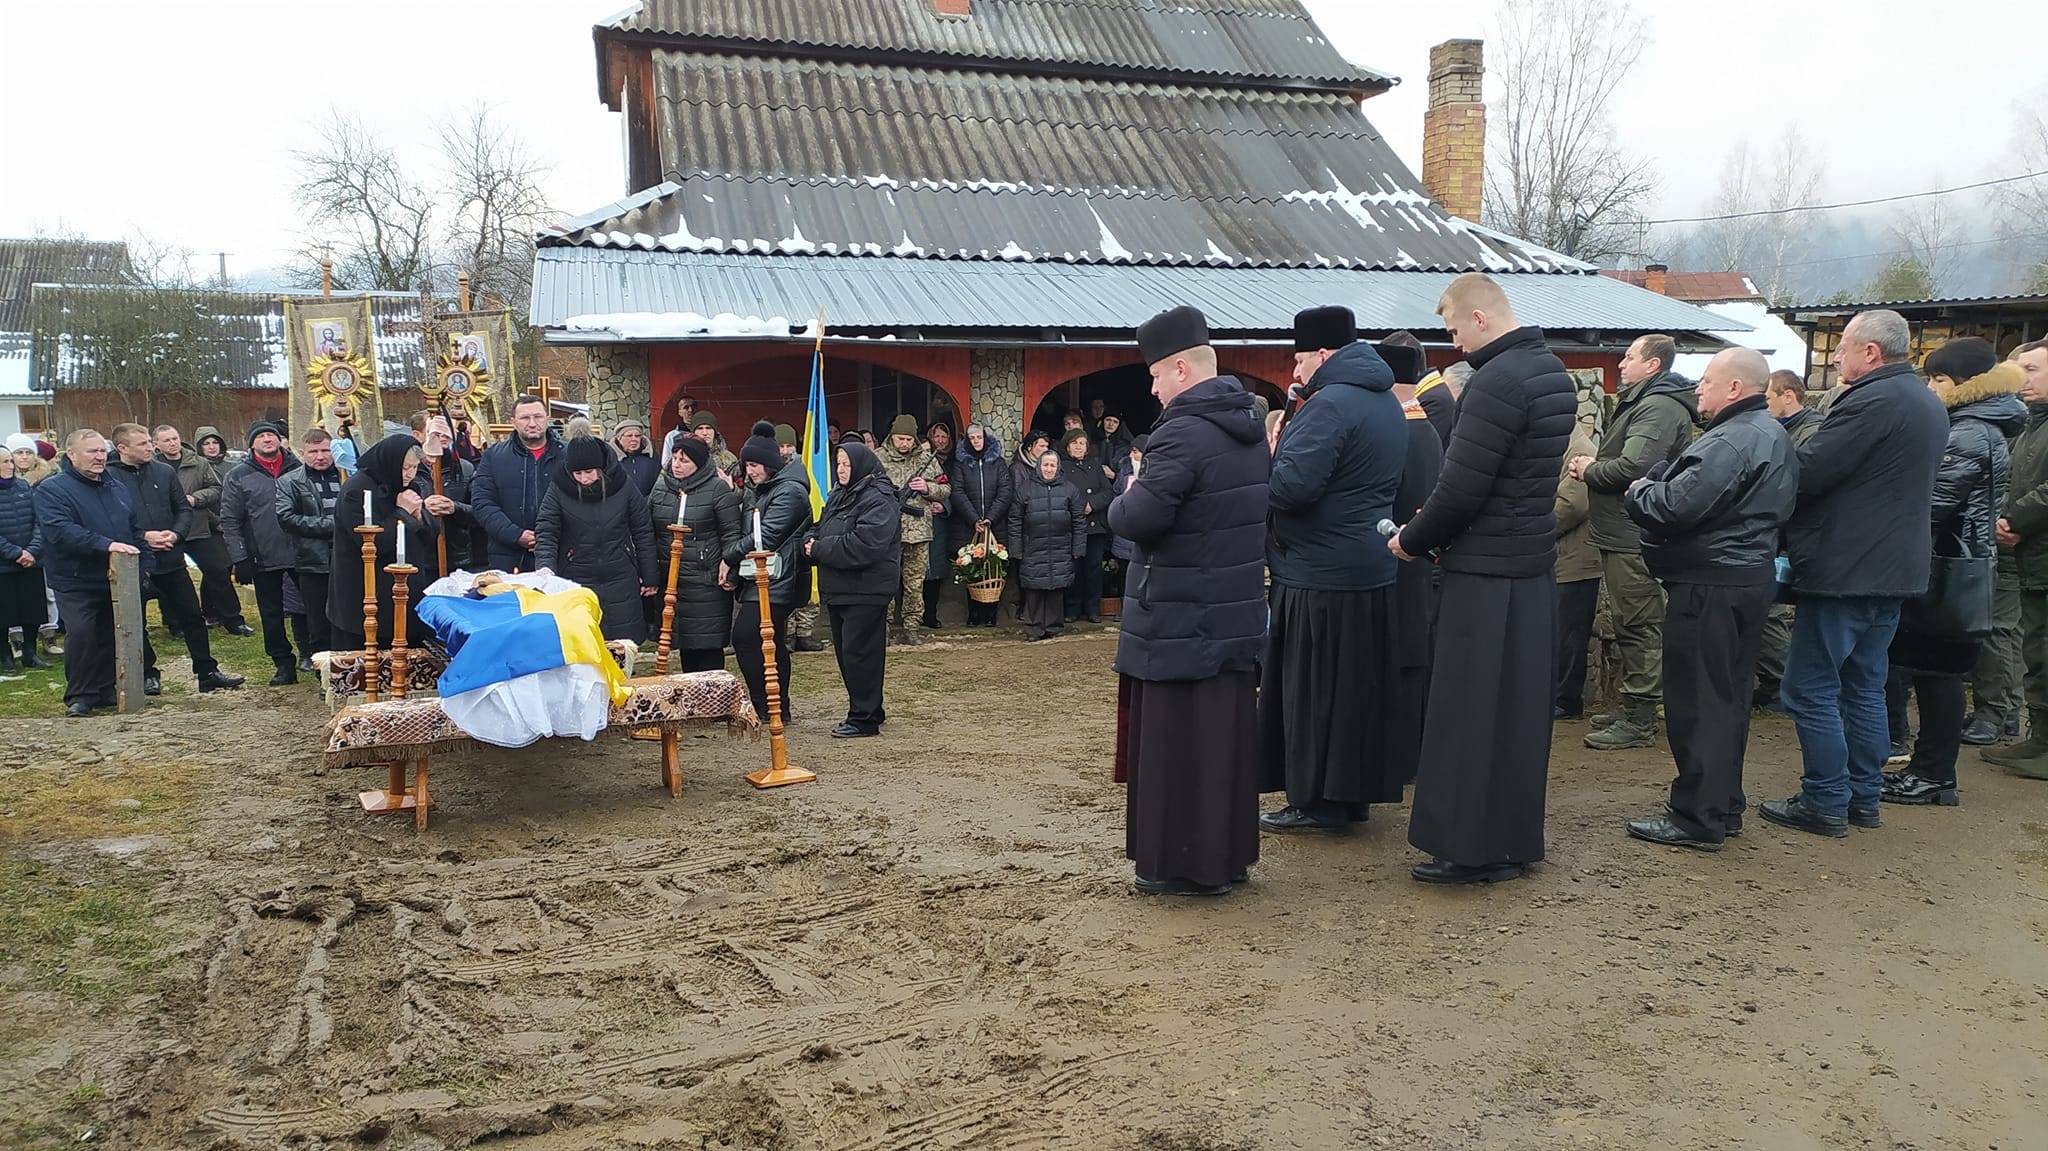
801, 313, 829, 601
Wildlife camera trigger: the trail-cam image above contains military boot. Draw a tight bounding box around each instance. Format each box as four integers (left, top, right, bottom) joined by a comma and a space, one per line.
1586, 701, 1658, 751
1982, 706, 2048, 767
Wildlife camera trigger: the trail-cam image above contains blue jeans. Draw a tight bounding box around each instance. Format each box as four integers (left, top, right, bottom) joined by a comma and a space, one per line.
1780, 597, 1901, 819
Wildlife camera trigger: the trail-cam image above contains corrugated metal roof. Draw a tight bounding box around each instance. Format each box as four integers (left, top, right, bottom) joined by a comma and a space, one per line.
1773, 292, 2048, 317
1599, 269, 1764, 303
546, 52, 1583, 274
30, 286, 432, 393
605, 0, 1387, 90
0, 237, 131, 337
530, 248, 1752, 340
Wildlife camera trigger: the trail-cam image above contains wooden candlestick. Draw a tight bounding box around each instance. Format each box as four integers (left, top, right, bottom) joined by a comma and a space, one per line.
655, 523, 690, 675
744, 550, 814, 789
355, 523, 383, 703
385, 563, 417, 698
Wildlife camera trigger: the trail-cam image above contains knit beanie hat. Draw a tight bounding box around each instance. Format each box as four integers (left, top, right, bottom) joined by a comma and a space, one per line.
1061, 428, 1090, 450
565, 435, 609, 473
1923, 337, 1998, 384
1131, 434, 1150, 452
888, 413, 918, 439
246, 419, 285, 447
740, 420, 783, 472
5, 433, 34, 454
674, 435, 711, 469
689, 411, 719, 432
773, 423, 798, 447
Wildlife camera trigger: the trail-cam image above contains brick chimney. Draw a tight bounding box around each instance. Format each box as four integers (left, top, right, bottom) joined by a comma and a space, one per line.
1644, 263, 1669, 296
1421, 40, 1485, 221
934, 0, 970, 15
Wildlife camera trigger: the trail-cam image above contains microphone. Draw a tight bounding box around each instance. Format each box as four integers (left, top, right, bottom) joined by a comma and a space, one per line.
1375, 519, 1400, 538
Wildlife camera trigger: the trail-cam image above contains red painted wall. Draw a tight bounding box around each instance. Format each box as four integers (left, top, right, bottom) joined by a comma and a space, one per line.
647, 343, 972, 434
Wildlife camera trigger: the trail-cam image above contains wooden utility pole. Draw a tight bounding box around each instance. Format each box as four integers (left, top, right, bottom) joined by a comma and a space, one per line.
320, 258, 333, 300
109, 551, 146, 713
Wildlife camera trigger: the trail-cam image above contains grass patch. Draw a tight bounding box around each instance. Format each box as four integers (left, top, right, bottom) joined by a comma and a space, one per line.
0, 586, 277, 719
0, 855, 171, 1004
0, 757, 193, 847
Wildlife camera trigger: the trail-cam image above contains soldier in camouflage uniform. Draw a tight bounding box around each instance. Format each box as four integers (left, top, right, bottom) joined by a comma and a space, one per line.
877, 414, 951, 646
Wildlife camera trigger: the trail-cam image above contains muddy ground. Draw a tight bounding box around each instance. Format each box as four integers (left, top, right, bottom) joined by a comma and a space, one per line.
3, 627, 2045, 1150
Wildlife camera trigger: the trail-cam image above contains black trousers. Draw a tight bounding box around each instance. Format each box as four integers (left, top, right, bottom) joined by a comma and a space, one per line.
1066, 534, 1108, 620
1886, 665, 1913, 742
294, 570, 332, 653
54, 588, 115, 707
1664, 581, 1774, 842
677, 647, 726, 674
251, 568, 294, 666
185, 534, 243, 627
731, 597, 796, 724
828, 601, 888, 731
144, 567, 217, 677
1554, 577, 1601, 715
1904, 671, 1970, 787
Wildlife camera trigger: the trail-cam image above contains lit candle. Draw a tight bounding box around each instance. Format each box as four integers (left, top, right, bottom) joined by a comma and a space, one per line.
753, 509, 764, 552
363, 491, 373, 525
676, 489, 687, 526
395, 518, 406, 565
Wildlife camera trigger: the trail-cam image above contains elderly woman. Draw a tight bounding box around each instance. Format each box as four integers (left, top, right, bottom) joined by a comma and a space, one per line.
1009, 449, 1086, 641
950, 423, 1012, 627
1058, 429, 1113, 623
805, 442, 902, 737
537, 436, 661, 642
328, 436, 442, 651
1885, 338, 2026, 806
648, 436, 742, 670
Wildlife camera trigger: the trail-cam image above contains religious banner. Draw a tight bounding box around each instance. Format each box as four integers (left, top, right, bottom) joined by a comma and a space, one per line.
427, 308, 519, 434
285, 296, 384, 446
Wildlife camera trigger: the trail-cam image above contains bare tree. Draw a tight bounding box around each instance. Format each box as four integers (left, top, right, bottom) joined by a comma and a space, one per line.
290, 112, 435, 291
1988, 87, 2048, 292
1887, 198, 1960, 297
1483, 0, 1658, 263
1694, 128, 1827, 303
438, 105, 553, 313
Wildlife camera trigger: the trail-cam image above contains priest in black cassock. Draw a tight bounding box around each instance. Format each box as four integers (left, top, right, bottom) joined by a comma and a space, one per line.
1377, 336, 1444, 787
1258, 307, 1410, 832
1389, 273, 1576, 885
1110, 306, 1271, 897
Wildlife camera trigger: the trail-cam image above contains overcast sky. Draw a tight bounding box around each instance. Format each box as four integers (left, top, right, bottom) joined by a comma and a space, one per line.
1, 0, 2039, 280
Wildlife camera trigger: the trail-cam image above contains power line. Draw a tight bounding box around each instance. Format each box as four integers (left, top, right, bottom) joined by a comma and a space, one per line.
1765, 229, 2048, 272
1646, 170, 2048, 226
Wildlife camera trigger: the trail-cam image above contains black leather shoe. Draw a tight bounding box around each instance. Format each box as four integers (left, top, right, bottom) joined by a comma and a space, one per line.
1960, 713, 2002, 746
17, 645, 47, 669
296, 656, 316, 673
1881, 771, 1958, 806
1724, 814, 1744, 837
829, 722, 877, 739
1848, 806, 1882, 829
1133, 876, 1232, 897
1626, 817, 1721, 851
222, 622, 255, 637
1410, 858, 1527, 885
143, 674, 161, 697
2004, 715, 2023, 741
1758, 796, 1848, 838
65, 701, 93, 718
1259, 806, 1349, 834
1552, 705, 1581, 720
268, 665, 298, 687
197, 670, 245, 692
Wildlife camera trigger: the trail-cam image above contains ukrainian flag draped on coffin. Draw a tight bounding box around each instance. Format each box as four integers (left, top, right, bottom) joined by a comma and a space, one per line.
415, 586, 628, 747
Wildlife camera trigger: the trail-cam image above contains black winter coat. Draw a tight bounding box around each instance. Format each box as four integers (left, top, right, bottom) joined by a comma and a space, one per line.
723, 459, 814, 606
1009, 470, 1085, 590
275, 463, 347, 573
471, 432, 565, 570
1267, 341, 1407, 591
431, 455, 483, 572
1397, 327, 1575, 578
536, 466, 660, 642
950, 435, 1013, 528
1930, 366, 2026, 567
327, 456, 441, 648
1624, 394, 1798, 585
109, 457, 193, 568
1107, 375, 1270, 682
221, 451, 302, 572
0, 476, 40, 566
33, 460, 144, 593
809, 446, 903, 606
647, 463, 743, 651
1060, 451, 1114, 536
1786, 362, 1950, 599
613, 439, 661, 496
1418, 380, 1457, 449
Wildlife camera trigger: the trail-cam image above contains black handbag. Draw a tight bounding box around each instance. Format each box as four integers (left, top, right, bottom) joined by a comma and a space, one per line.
1909, 523, 1993, 640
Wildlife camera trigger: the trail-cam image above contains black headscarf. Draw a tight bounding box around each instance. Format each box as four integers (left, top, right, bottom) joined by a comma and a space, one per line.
823, 442, 887, 522
354, 435, 418, 497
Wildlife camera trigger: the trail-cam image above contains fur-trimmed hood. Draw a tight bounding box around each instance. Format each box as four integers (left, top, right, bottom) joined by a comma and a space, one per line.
1941, 361, 2028, 438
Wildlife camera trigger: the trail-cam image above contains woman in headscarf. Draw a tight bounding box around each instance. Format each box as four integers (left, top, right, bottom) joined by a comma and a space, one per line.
647, 435, 742, 670
805, 442, 902, 736
1009, 449, 1085, 641
328, 435, 442, 650
1058, 428, 1113, 623
722, 424, 813, 723
537, 436, 660, 643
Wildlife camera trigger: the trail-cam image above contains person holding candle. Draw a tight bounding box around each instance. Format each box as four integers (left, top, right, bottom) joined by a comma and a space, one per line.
722, 423, 812, 723
328, 436, 441, 652
648, 434, 743, 671
536, 436, 661, 643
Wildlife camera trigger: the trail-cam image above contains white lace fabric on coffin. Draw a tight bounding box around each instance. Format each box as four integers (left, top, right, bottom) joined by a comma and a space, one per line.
420, 567, 613, 748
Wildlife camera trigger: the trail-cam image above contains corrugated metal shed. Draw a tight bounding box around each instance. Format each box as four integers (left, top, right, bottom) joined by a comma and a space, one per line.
532, 248, 1751, 341
604, 0, 1387, 90
548, 51, 1581, 274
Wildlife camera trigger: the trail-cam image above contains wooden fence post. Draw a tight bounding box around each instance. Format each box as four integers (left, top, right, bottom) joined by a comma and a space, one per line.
109, 550, 146, 714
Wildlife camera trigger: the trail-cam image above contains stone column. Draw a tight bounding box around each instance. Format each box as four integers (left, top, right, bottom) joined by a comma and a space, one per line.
969, 347, 1024, 453
585, 345, 651, 435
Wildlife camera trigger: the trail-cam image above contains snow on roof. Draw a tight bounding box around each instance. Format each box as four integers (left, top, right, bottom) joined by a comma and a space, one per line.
1672, 302, 1807, 378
